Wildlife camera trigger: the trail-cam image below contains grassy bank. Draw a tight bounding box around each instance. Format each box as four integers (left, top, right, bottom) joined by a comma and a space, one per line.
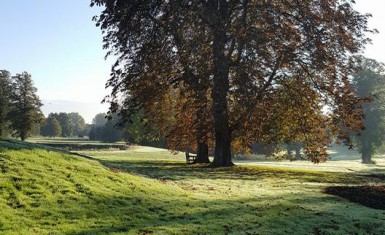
1, 138, 385, 234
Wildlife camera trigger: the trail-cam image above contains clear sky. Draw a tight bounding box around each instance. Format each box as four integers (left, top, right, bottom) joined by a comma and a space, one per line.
0, 1, 111, 123
0, 0, 384, 123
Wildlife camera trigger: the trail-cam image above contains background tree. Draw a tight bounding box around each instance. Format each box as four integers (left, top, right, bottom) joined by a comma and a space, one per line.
92, 113, 107, 127
352, 57, 385, 164
100, 114, 123, 142
83, 124, 92, 137
123, 109, 147, 144
53, 113, 73, 137
30, 123, 41, 137
92, 0, 372, 166
88, 125, 103, 141
123, 109, 165, 147
0, 70, 12, 137
8, 72, 43, 141
259, 77, 331, 162
89, 113, 123, 142
68, 112, 86, 136
41, 115, 62, 137
89, 113, 107, 141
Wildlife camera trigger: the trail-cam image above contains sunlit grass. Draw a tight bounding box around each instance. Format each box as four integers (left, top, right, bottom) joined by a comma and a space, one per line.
28, 137, 126, 145
1, 138, 385, 234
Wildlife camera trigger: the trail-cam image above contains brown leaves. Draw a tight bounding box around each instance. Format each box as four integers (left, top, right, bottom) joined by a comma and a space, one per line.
93, 0, 371, 163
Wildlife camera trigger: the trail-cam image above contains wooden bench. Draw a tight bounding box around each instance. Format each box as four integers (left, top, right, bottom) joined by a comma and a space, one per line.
185, 152, 196, 164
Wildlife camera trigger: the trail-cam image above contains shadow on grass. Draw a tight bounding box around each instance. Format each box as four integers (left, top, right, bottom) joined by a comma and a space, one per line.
65, 192, 385, 235
96, 158, 382, 185
324, 185, 385, 210
357, 167, 385, 176
2, 138, 385, 234
0, 138, 54, 151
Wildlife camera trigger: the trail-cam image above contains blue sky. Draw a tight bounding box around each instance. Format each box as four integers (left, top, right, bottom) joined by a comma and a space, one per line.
0, 0, 384, 123
0, 1, 111, 123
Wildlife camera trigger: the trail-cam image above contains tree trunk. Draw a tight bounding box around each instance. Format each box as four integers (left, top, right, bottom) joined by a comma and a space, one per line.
295, 142, 301, 160
362, 149, 372, 164
287, 144, 293, 158
210, 127, 233, 167
210, 77, 233, 167
209, 10, 233, 167
194, 141, 210, 163
361, 139, 372, 164
20, 131, 26, 141
194, 85, 210, 164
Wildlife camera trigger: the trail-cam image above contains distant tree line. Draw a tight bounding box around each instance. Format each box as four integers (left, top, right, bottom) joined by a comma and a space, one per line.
40, 112, 88, 138
89, 112, 165, 146
0, 70, 43, 141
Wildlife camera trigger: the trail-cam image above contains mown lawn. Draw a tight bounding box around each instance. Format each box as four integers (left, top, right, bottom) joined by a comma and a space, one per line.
1, 138, 385, 234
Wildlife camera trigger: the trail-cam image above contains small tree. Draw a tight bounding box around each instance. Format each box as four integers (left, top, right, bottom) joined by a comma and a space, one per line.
8, 72, 43, 141
352, 58, 385, 164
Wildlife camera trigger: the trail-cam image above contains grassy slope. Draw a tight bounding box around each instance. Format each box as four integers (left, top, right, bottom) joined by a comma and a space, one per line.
0, 139, 192, 234
1, 138, 385, 234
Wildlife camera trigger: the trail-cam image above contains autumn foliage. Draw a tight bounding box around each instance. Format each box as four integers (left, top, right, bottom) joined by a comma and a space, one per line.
92, 0, 372, 166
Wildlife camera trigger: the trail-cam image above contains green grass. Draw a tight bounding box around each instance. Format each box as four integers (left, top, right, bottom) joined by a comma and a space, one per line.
28, 137, 128, 151
1, 138, 385, 234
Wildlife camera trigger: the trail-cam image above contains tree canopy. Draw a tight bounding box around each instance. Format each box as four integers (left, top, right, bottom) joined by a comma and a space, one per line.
92, 0, 373, 166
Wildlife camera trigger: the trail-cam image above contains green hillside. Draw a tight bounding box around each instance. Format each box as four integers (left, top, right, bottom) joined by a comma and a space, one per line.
0, 139, 194, 234
1, 138, 385, 234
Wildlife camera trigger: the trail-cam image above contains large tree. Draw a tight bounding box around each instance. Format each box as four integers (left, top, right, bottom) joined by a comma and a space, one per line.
8, 72, 43, 141
352, 58, 385, 164
0, 70, 12, 137
92, 0, 372, 166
